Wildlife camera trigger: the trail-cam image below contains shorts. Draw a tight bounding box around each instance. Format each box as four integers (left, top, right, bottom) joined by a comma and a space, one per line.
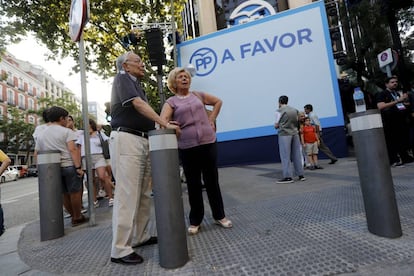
305, 142, 319, 155
61, 166, 83, 193
82, 154, 107, 170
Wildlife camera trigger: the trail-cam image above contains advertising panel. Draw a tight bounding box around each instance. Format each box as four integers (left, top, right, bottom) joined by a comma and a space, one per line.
178, 1, 344, 143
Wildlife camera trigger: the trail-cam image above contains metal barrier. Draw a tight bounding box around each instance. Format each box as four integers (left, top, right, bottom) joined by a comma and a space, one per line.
149, 129, 189, 268
37, 150, 64, 241
350, 110, 402, 238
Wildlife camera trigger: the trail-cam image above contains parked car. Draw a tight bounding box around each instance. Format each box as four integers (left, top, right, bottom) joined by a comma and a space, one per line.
0, 167, 19, 183
10, 165, 28, 178
27, 165, 38, 177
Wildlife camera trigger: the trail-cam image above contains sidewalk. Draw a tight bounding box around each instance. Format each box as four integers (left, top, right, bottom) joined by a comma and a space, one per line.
2, 157, 414, 275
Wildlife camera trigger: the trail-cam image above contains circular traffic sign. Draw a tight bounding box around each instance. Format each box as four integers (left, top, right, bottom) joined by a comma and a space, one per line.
69, 0, 89, 42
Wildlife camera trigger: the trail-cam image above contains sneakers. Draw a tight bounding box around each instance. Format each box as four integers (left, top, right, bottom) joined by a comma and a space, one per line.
277, 177, 294, 184
298, 175, 306, 181
314, 165, 323, 169
108, 198, 114, 207
94, 200, 100, 208
328, 159, 338, 164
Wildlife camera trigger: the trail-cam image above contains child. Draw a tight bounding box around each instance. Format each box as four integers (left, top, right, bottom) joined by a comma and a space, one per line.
300, 117, 322, 170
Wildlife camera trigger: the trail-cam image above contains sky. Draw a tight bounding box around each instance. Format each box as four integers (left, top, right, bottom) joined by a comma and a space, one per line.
6, 35, 112, 109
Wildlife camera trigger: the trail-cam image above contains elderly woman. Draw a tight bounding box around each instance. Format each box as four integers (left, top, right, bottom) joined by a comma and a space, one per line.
160, 67, 232, 235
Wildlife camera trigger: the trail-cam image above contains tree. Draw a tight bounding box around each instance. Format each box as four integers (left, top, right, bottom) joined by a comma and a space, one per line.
339, 0, 414, 90
0, 0, 186, 111
0, 106, 35, 163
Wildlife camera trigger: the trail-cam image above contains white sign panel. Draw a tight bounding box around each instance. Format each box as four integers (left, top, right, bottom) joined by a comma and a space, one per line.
178, 1, 343, 142
377, 48, 393, 68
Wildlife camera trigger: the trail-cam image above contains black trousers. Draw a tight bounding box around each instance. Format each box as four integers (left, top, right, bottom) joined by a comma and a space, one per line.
180, 142, 225, 226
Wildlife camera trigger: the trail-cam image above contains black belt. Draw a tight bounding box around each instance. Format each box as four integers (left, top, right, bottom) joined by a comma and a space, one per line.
117, 127, 148, 139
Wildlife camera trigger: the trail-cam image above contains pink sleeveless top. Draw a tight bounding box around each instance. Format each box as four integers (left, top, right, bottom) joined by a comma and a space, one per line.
166, 92, 216, 149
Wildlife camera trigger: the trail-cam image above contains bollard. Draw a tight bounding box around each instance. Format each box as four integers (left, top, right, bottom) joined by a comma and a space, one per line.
37, 150, 64, 241
149, 129, 189, 268
350, 110, 402, 238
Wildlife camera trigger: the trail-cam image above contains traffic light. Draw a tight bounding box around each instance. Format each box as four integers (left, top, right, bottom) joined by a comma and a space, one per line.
144, 28, 166, 67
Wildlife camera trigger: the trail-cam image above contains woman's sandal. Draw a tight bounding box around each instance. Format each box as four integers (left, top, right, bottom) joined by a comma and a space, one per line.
215, 218, 233, 228
188, 225, 200, 235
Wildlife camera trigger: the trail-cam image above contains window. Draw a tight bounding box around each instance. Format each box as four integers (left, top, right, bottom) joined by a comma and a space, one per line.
18, 94, 25, 109
28, 98, 34, 110
28, 83, 33, 95
7, 89, 15, 105
18, 78, 24, 90
7, 71, 13, 85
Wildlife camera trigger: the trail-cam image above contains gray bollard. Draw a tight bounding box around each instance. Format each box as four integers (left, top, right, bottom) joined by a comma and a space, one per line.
350, 109, 402, 238
37, 150, 64, 241
149, 129, 189, 268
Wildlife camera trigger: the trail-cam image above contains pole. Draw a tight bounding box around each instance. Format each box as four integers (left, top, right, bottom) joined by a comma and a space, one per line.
350, 110, 402, 238
157, 65, 165, 108
79, 35, 95, 225
171, 0, 177, 67
149, 129, 189, 268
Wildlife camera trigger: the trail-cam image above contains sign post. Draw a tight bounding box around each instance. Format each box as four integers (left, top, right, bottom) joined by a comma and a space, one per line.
69, 0, 95, 225
377, 48, 397, 77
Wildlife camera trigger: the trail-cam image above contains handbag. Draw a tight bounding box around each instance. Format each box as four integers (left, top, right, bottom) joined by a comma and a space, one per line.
97, 132, 110, 160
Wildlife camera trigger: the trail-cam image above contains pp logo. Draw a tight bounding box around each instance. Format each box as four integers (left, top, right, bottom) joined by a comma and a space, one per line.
189, 48, 217, 77
229, 0, 276, 25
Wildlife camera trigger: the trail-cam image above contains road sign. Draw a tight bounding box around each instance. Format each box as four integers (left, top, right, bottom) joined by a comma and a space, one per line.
377, 48, 393, 68
69, 0, 89, 42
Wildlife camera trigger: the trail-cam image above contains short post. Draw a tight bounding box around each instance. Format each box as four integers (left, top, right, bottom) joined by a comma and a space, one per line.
149, 129, 189, 268
350, 110, 402, 238
37, 150, 64, 241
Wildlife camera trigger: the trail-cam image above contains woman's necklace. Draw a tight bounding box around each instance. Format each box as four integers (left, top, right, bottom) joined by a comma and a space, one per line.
176, 93, 190, 99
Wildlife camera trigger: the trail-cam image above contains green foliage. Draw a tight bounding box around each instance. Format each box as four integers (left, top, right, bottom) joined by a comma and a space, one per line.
0, 107, 36, 156
339, 0, 413, 90
36, 93, 83, 127
0, 0, 187, 110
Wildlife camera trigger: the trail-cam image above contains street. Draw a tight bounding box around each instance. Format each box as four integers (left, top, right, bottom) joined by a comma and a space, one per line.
1, 177, 39, 229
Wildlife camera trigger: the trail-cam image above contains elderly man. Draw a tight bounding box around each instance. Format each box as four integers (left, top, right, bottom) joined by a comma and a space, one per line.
109, 51, 179, 265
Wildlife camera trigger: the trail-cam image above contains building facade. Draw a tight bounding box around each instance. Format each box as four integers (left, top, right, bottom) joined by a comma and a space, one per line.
0, 52, 80, 165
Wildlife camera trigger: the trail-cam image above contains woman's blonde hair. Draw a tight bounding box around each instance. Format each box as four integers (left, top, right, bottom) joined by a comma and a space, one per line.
167, 67, 192, 94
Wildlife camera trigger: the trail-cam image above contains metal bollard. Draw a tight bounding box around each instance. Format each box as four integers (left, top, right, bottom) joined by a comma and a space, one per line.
37, 150, 64, 241
149, 129, 189, 268
350, 110, 402, 238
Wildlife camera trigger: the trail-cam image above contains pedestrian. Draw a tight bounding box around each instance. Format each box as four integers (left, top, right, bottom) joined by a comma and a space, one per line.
109, 51, 179, 265
35, 106, 88, 227
0, 149, 11, 236
376, 76, 413, 167
304, 104, 338, 164
160, 67, 232, 235
76, 118, 114, 207
274, 95, 305, 183
298, 111, 311, 169
300, 117, 322, 170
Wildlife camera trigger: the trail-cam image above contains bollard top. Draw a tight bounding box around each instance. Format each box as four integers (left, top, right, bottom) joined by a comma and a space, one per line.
37, 150, 61, 165
148, 129, 176, 136
149, 129, 178, 151
348, 109, 379, 119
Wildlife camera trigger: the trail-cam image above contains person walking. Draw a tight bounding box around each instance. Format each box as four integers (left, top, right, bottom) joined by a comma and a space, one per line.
274, 95, 305, 183
76, 118, 114, 207
304, 104, 338, 164
160, 67, 232, 235
109, 51, 179, 265
0, 149, 11, 236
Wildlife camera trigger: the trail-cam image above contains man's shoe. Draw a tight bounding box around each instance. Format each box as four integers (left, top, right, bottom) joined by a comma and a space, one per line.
276, 177, 293, 184
315, 165, 323, 169
138, 236, 158, 247
111, 252, 143, 265
328, 159, 337, 164
391, 162, 405, 168
298, 176, 306, 181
